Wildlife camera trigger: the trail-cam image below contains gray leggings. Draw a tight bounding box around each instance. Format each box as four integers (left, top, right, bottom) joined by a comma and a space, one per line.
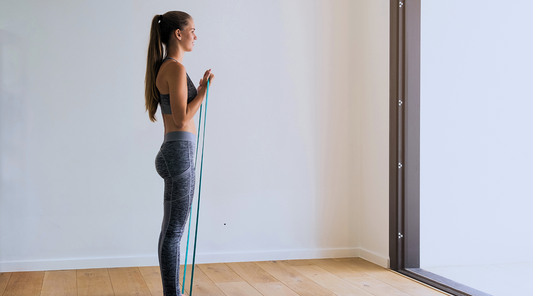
155, 131, 196, 296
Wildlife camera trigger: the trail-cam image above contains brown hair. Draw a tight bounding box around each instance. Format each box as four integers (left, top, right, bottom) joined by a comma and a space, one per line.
145, 11, 192, 122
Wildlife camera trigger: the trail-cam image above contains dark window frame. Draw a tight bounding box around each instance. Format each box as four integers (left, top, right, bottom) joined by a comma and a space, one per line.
388, 1, 492, 295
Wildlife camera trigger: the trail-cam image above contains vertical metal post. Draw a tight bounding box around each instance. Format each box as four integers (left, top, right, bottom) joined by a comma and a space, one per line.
397, 0, 406, 270
389, 0, 401, 270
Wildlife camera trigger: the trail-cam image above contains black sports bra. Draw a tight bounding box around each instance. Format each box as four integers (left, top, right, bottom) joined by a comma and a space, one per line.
159, 57, 197, 115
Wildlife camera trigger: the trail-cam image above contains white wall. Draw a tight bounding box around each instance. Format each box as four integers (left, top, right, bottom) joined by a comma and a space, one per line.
0, 0, 390, 272
352, 0, 390, 267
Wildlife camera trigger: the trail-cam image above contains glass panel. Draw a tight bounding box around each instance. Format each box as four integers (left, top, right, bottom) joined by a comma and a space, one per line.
420, 1, 533, 295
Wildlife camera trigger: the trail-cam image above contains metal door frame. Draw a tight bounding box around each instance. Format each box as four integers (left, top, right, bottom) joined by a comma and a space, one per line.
389, 1, 492, 295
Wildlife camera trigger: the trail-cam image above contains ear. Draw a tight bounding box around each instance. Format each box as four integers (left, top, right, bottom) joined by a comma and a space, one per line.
174, 29, 181, 41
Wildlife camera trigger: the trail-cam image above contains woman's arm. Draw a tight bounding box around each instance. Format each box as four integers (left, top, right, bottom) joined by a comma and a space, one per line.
167, 65, 213, 128
167, 63, 201, 128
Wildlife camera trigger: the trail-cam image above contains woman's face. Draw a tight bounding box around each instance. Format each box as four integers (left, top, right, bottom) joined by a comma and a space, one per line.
178, 19, 196, 52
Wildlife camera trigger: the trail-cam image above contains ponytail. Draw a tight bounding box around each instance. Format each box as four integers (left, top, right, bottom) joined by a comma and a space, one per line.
145, 15, 163, 122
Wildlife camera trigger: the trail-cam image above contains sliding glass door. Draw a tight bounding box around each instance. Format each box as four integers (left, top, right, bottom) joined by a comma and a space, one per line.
390, 1, 533, 295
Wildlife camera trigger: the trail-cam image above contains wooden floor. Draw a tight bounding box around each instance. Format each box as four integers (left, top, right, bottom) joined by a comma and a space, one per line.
0, 257, 449, 296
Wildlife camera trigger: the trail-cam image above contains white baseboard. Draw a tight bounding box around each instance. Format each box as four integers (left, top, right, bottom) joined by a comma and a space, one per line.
0, 247, 389, 272
358, 247, 390, 268
194, 247, 361, 265
0, 256, 159, 272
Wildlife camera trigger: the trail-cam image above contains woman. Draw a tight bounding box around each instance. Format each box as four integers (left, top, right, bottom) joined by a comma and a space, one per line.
144, 11, 214, 296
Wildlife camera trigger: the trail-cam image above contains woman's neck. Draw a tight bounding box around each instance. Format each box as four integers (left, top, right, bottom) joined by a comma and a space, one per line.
166, 45, 184, 63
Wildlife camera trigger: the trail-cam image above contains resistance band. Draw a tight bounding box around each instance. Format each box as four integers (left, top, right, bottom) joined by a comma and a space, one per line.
182, 78, 210, 295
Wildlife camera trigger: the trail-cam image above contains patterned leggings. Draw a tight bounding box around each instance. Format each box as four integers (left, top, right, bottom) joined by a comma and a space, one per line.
155, 131, 196, 296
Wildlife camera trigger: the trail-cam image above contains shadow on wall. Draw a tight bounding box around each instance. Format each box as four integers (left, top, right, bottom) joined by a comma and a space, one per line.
313, 0, 359, 250
0, 29, 40, 265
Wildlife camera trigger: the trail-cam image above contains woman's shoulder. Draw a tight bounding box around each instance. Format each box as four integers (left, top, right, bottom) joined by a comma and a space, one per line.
160, 60, 186, 79
160, 59, 186, 72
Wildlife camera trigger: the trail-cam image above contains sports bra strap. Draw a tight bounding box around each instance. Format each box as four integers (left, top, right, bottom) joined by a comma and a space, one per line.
164, 56, 178, 63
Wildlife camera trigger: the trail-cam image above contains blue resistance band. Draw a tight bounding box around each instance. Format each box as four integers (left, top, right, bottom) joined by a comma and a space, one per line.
182, 78, 210, 295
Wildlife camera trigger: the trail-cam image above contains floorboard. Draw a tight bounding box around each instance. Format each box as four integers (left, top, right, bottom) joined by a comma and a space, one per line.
0, 258, 450, 296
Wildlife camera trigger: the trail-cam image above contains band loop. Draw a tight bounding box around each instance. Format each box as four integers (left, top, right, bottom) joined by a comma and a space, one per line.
182, 79, 210, 296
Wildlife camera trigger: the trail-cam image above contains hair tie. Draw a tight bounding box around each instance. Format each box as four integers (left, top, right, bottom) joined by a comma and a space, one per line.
158, 15, 163, 23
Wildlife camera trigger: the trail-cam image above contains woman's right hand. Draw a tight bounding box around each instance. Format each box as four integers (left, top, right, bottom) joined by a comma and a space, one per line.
198, 69, 215, 95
